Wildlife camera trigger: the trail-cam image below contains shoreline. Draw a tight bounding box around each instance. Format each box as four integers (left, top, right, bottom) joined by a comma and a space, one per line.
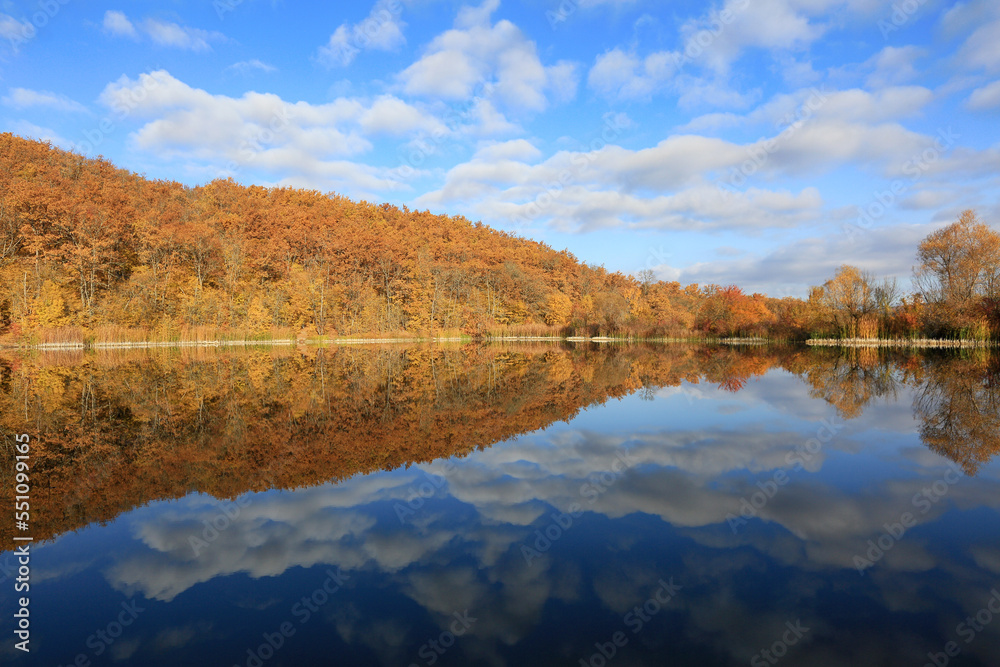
0, 336, 708, 350
0, 335, 994, 351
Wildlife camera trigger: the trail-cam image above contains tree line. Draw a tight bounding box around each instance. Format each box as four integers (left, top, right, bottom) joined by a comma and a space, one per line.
1, 133, 998, 343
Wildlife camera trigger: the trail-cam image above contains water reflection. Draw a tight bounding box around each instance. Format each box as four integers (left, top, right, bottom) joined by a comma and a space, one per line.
1, 344, 999, 666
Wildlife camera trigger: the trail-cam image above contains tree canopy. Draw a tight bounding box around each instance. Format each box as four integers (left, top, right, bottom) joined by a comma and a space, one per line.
1, 134, 997, 344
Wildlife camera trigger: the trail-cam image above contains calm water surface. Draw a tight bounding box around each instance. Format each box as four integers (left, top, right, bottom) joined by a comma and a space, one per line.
1, 344, 999, 666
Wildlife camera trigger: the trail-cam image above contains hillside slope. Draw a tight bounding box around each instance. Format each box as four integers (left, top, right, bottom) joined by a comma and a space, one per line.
0, 133, 816, 343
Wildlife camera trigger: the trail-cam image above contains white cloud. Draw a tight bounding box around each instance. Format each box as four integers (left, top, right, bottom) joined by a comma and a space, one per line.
227, 59, 277, 75
952, 4, 1000, 73
864, 46, 925, 89
102, 10, 137, 38
358, 95, 447, 136
587, 0, 904, 105
415, 134, 825, 233
101, 11, 226, 51
2, 88, 88, 113
398, 0, 578, 113
143, 18, 225, 51
818, 86, 933, 123
966, 80, 1000, 111
675, 111, 743, 133
455, 0, 500, 29
317, 0, 407, 67
465, 99, 522, 136
588, 48, 679, 100
7, 121, 72, 149
675, 74, 760, 109
0, 12, 29, 40
98, 406, 1000, 629
96, 70, 456, 195
779, 57, 822, 87
681, 85, 936, 140
318, 26, 357, 67
471, 139, 542, 163
590, 0, 857, 95
413, 82, 978, 235
667, 224, 937, 295
586, 51, 761, 108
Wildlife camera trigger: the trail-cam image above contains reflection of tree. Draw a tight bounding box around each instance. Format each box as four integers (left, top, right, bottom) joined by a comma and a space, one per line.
0, 344, 784, 547
695, 346, 779, 393
5, 344, 997, 548
798, 347, 902, 419
914, 355, 1000, 475
794, 348, 1000, 474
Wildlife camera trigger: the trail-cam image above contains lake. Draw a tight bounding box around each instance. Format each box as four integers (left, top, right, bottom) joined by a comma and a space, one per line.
1, 343, 999, 666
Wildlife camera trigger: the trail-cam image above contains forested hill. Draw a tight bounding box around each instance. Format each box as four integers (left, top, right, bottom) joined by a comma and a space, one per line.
0, 132, 713, 343
1, 133, 997, 344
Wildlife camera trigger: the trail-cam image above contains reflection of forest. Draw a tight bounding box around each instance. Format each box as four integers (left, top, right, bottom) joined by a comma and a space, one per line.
0, 344, 997, 546
796, 347, 903, 419
791, 347, 1000, 474
914, 354, 1000, 475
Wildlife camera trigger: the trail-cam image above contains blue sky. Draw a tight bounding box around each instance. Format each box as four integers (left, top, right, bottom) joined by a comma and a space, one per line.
2, 0, 998, 296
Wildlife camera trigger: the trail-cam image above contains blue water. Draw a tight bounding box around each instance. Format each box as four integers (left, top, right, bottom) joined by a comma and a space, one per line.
4, 355, 1000, 667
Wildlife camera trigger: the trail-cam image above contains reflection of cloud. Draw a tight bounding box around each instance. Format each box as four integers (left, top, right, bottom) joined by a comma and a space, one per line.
971, 545, 1000, 574
32, 556, 95, 584
110, 636, 142, 662
154, 624, 202, 650
86, 368, 1000, 664
333, 604, 413, 667
111, 430, 999, 614
110, 488, 382, 601
112, 418, 1000, 605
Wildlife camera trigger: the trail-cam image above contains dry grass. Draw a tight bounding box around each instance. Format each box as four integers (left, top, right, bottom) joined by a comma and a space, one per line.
484, 322, 565, 340
807, 338, 996, 348
33, 326, 86, 347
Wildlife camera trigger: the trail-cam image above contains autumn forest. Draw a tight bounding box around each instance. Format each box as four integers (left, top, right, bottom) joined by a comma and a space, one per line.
1, 132, 999, 346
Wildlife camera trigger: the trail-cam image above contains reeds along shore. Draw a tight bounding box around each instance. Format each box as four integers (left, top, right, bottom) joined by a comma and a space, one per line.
806, 338, 997, 348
